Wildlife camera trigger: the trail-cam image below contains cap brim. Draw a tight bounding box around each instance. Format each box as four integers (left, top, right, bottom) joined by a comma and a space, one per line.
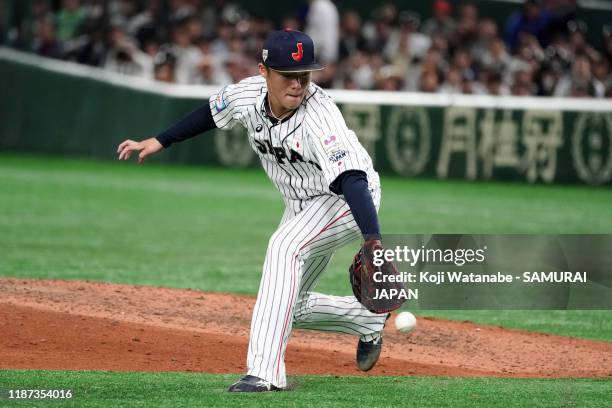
267, 63, 325, 73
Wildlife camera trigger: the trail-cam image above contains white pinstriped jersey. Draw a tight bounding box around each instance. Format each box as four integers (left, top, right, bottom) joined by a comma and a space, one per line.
209, 75, 379, 211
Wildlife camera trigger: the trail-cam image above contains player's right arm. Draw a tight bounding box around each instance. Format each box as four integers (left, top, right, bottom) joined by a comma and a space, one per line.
116, 76, 262, 163
116, 102, 218, 163
117, 137, 164, 163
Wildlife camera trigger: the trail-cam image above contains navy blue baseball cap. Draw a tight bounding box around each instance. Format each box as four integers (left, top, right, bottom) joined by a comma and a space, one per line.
261, 29, 324, 72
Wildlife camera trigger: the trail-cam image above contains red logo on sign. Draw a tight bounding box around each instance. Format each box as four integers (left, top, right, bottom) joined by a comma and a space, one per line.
291, 42, 303, 62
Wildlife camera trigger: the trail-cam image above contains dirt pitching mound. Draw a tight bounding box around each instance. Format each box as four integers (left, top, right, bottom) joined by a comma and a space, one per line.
1, 279, 611, 378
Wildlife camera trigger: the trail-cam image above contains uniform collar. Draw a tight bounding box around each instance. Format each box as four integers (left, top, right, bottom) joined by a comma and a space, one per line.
256, 89, 268, 115
256, 83, 315, 123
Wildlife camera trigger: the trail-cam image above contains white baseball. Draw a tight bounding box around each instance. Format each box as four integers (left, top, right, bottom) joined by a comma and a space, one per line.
394, 311, 417, 333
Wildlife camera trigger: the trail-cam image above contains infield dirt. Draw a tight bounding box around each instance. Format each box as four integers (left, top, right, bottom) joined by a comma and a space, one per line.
1, 279, 611, 378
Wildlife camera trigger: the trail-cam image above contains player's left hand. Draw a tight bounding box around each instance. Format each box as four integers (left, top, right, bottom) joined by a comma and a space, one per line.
117, 137, 163, 163
349, 238, 407, 314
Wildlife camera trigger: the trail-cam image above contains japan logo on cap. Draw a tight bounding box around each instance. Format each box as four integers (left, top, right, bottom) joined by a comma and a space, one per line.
261, 29, 323, 72
291, 43, 303, 61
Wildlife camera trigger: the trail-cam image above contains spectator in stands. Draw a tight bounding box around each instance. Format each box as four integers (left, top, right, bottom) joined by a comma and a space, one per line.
479, 37, 511, 75
168, 18, 202, 84
305, 0, 339, 64
419, 68, 441, 93
453, 1, 479, 50
463, 77, 487, 94
535, 53, 565, 96
471, 18, 499, 62
504, 0, 552, 52
111, 0, 140, 34
511, 67, 536, 95
32, 17, 63, 59
408, 47, 446, 92
384, 11, 431, 63
386, 29, 414, 87
340, 75, 358, 90
430, 32, 450, 60
56, 0, 86, 41
501, 32, 541, 89
452, 48, 476, 82
423, 0, 456, 38
4, 0, 610, 99
438, 68, 463, 94
71, 19, 108, 66
483, 70, 509, 95
143, 36, 161, 60
345, 51, 374, 89
168, 0, 197, 22
592, 57, 610, 93
195, 32, 238, 85
210, 20, 232, 59
375, 66, 404, 91
195, 54, 227, 85
567, 20, 599, 62
312, 61, 338, 89
363, 3, 396, 54
9, 0, 53, 52
555, 54, 605, 97
368, 52, 387, 89
338, 10, 366, 60
224, 53, 245, 83
153, 48, 176, 83
126, 0, 164, 47
103, 22, 153, 78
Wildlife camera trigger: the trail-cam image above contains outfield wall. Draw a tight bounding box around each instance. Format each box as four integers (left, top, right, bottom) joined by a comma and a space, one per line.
1, 47, 611, 185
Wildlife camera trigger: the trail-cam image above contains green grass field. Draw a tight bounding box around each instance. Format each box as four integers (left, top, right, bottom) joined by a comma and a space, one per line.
1, 371, 610, 408
1, 154, 611, 406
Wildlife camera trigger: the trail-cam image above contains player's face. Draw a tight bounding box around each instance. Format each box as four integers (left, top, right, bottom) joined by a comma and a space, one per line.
259, 64, 311, 114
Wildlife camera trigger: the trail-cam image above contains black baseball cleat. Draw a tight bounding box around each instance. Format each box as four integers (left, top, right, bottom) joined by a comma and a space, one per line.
356, 335, 383, 371
227, 375, 280, 393
356, 314, 389, 371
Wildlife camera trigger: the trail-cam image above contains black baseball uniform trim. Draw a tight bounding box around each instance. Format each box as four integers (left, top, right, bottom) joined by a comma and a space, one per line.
332, 170, 381, 240
155, 104, 218, 148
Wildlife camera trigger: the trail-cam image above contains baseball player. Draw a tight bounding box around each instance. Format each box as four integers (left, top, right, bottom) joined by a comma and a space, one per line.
117, 29, 389, 392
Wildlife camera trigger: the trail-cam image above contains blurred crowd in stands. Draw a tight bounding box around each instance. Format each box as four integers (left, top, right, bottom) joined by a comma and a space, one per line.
3, 0, 612, 97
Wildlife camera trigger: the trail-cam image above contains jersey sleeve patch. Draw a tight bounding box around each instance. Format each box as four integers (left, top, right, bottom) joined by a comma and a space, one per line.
322, 135, 342, 153
214, 86, 228, 112
321, 134, 347, 163
328, 149, 347, 164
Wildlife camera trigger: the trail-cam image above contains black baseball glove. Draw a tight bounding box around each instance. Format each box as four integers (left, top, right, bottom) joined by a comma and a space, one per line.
349, 239, 406, 314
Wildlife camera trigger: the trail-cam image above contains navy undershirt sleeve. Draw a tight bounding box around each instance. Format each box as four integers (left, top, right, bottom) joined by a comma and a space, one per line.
333, 170, 381, 241
155, 104, 218, 148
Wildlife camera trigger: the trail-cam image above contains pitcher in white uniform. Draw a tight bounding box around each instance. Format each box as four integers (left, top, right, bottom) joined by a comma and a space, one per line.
117, 29, 390, 392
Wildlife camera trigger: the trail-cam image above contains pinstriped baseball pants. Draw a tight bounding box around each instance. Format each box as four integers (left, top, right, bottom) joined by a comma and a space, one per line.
246, 189, 388, 388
